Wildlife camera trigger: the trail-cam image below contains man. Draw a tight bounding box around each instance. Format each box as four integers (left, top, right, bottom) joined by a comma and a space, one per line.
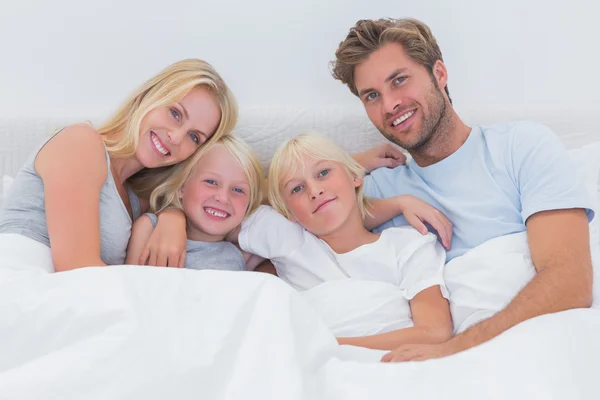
330, 18, 594, 361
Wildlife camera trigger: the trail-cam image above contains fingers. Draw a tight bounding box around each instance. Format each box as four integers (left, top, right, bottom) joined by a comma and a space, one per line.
383, 145, 407, 164
178, 251, 186, 269
428, 212, 453, 250
405, 214, 429, 235
148, 251, 159, 267
138, 248, 150, 266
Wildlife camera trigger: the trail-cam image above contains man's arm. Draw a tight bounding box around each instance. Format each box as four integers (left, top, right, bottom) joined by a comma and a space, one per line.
451, 208, 592, 347
383, 208, 593, 362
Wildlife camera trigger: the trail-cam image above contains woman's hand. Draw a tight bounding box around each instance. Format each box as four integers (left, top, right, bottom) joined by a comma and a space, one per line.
353, 143, 407, 173
139, 208, 187, 268
400, 196, 453, 250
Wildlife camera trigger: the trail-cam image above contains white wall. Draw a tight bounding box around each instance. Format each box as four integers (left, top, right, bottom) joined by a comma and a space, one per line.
0, 0, 599, 119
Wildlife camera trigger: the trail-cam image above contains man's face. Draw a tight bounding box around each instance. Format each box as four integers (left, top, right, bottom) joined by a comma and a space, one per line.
354, 42, 448, 150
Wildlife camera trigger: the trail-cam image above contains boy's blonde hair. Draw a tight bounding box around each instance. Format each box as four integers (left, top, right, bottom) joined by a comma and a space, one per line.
104, 59, 238, 199
268, 133, 370, 219
150, 134, 264, 217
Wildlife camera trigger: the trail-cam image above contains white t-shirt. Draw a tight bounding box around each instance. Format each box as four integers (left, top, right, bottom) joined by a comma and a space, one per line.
239, 205, 448, 299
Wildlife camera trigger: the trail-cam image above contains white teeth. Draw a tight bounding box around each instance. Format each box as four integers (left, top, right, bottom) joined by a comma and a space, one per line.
392, 110, 415, 127
151, 133, 169, 155
205, 208, 228, 218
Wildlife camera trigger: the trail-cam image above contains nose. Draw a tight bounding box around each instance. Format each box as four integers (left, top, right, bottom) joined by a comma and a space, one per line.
167, 127, 186, 145
308, 182, 324, 200
382, 93, 401, 116
213, 186, 230, 204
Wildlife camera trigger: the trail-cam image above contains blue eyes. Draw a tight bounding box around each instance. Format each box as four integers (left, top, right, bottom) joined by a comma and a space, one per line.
291, 185, 303, 194
170, 108, 181, 121
290, 169, 330, 194
366, 92, 378, 101
189, 132, 200, 145
364, 76, 407, 102
171, 107, 202, 146
204, 179, 245, 194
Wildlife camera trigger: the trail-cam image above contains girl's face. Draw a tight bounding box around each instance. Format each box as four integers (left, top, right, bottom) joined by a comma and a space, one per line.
136, 86, 221, 169
178, 144, 250, 242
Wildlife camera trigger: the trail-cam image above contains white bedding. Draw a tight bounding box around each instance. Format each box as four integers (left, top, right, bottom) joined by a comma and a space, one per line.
1, 233, 599, 399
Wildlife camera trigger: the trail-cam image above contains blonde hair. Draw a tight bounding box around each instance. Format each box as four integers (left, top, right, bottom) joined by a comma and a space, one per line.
268, 133, 370, 220
331, 18, 451, 102
150, 134, 264, 218
101, 59, 238, 198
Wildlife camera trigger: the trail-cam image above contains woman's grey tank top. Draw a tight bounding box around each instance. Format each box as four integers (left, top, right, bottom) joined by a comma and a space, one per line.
0, 129, 141, 265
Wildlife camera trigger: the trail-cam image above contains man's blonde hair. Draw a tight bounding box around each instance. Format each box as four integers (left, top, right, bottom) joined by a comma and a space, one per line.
331, 18, 451, 102
103, 59, 238, 199
268, 133, 370, 219
150, 134, 264, 218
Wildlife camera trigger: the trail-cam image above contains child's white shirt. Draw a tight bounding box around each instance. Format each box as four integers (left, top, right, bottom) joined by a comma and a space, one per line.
239, 205, 448, 300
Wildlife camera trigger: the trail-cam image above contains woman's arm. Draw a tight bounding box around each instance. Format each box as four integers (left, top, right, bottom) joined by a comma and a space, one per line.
337, 286, 453, 350
137, 208, 187, 268
35, 124, 108, 271
125, 215, 156, 265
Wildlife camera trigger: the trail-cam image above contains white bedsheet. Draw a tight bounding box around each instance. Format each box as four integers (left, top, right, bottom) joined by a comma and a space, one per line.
0, 234, 599, 399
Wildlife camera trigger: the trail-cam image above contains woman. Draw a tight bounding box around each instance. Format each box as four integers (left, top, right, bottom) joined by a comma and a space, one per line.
0, 59, 238, 272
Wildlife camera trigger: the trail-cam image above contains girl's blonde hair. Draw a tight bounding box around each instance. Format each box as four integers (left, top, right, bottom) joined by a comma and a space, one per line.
268, 132, 370, 219
150, 134, 264, 218
100, 59, 238, 198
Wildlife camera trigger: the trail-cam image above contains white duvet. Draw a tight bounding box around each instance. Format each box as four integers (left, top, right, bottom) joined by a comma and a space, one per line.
0, 233, 599, 400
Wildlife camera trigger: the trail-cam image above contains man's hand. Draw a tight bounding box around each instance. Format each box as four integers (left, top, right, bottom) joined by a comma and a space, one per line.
381, 341, 460, 362
353, 143, 406, 173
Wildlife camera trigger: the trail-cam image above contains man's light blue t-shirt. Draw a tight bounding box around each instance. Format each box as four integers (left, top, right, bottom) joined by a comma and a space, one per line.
364, 121, 595, 261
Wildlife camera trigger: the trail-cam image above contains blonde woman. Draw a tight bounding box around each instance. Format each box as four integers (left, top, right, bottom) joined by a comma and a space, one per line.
126, 135, 265, 271
0, 59, 238, 272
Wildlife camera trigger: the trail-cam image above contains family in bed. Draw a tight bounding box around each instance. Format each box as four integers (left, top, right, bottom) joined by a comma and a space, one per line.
0, 18, 594, 363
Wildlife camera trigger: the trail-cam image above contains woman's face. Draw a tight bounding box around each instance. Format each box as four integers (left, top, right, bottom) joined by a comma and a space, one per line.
136, 86, 221, 169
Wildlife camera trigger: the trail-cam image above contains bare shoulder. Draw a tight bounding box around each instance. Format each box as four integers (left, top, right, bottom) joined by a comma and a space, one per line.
35, 123, 108, 181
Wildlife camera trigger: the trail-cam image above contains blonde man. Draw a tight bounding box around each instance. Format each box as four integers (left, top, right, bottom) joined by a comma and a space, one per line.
331, 18, 594, 361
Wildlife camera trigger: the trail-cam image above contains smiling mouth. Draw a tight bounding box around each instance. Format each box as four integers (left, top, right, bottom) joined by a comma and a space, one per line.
313, 198, 336, 213
204, 207, 230, 220
390, 110, 416, 127
150, 131, 171, 156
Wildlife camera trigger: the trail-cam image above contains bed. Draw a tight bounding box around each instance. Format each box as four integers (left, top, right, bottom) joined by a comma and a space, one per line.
0, 107, 599, 399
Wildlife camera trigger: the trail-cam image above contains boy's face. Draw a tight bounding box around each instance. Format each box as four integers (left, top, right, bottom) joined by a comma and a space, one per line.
280, 155, 362, 237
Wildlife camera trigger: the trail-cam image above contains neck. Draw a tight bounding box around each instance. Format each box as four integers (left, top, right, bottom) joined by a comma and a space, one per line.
410, 106, 471, 167
104, 132, 145, 186
318, 207, 379, 254
186, 223, 226, 243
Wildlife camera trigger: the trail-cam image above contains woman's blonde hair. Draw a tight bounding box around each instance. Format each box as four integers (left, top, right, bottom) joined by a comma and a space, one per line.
268, 132, 370, 219
99, 59, 238, 198
150, 134, 264, 218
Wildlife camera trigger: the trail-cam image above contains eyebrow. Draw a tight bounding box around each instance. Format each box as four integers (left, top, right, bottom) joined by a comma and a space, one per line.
179, 103, 209, 139
282, 160, 329, 189
357, 68, 409, 97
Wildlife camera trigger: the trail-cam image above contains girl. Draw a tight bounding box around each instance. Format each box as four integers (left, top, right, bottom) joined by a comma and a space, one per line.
126, 135, 264, 271
0, 59, 237, 272
237, 133, 453, 351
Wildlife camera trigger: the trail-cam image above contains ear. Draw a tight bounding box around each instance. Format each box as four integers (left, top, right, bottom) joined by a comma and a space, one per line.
177, 184, 184, 199
353, 176, 363, 188
432, 60, 448, 92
